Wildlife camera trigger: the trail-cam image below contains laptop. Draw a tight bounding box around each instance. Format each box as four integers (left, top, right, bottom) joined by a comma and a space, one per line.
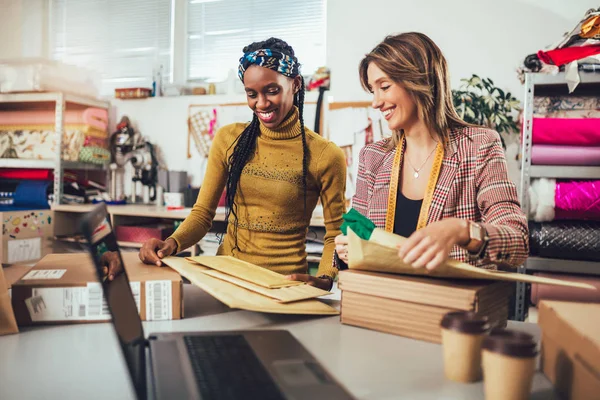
80, 203, 354, 400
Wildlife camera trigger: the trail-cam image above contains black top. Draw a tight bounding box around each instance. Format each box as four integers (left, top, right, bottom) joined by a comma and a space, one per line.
394, 190, 423, 238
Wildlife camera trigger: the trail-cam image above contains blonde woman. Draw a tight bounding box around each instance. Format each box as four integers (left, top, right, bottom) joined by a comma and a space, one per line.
335, 32, 528, 271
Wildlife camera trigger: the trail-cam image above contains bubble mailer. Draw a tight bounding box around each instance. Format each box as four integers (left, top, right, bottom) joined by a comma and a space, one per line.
555, 180, 600, 221
529, 221, 600, 261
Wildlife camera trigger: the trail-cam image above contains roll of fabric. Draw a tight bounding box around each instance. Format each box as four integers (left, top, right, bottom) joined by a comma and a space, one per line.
532, 118, 600, 146
0, 108, 108, 131
78, 146, 110, 164
533, 96, 600, 115
531, 272, 600, 305
13, 180, 51, 209
531, 145, 600, 165
529, 221, 600, 261
528, 178, 600, 222
555, 180, 600, 220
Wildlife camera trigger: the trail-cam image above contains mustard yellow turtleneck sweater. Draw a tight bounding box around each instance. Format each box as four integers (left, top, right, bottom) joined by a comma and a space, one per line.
169, 107, 346, 278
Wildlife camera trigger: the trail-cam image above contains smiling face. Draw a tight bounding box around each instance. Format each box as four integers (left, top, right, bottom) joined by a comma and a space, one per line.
366, 62, 419, 132
243, 65, 300, 129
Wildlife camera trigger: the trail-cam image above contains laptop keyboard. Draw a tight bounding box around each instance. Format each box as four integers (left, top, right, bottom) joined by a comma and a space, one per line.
184, 334, 286, 400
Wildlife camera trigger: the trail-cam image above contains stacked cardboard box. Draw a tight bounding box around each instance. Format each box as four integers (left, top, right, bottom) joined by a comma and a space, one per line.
11, 252, 183, 325
538, 301, 600, 400
338, 270, 512, 343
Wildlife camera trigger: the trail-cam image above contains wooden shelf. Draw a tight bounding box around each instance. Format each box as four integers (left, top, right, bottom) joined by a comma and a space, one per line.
53, 235, 143, 249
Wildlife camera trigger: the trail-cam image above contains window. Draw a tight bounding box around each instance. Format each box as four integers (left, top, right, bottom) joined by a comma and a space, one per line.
187, 0, 326, 82
49, 0, 173, 96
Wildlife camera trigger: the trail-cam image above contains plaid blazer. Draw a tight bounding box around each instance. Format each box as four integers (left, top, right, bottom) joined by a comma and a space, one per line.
351, 126, 529, 269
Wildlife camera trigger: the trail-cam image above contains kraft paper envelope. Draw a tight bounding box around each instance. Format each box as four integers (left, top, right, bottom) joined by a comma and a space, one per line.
200, 269, 332, 303
186, 256, 304, 289
348, 228, 596, 290
163, 257, 339, 315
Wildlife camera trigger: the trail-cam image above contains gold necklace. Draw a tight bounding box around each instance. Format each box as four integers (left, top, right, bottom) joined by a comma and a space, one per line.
405, 144, 438, 179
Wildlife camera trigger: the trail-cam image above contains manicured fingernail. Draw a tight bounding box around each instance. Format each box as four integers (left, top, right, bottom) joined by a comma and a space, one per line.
109, 274, 114, 281
156, 261, 161, 266
157, 251, 163, 257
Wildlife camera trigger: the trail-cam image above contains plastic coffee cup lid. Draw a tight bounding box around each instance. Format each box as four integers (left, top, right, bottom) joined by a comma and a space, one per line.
482, 328, 538, 358
440, 311, 490, 334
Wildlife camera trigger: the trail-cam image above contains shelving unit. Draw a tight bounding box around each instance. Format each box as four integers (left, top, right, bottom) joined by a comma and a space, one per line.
0, 92, 110, 205
515, 71, 600, 321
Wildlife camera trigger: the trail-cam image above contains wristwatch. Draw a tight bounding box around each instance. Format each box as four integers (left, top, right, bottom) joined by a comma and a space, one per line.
465, 221, 489, 257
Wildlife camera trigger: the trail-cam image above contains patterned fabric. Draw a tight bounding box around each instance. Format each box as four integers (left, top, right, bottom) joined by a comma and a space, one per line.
0, 129, 86, 161
78, 146, 110, 164
351, 127, 529, 269
238, 48, 299, 81
533, 96, 600, 114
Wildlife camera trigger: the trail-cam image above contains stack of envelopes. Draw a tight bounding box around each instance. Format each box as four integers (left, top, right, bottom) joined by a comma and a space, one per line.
162, 255, 339, 315
338, 269, 513, 343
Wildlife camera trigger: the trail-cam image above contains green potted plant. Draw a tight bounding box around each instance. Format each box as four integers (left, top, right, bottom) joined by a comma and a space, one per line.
452, 75, 521, 148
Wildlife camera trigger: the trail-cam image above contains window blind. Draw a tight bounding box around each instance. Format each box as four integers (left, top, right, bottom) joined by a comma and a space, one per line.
49, 0, 173, 96
187, 0, 326, 82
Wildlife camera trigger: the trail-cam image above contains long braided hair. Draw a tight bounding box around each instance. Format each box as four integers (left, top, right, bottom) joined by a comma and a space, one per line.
226, 37, 308, 252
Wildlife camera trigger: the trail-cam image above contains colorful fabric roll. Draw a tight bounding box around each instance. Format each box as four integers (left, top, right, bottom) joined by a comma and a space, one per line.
531, 272, 600, 305
529, 221, 600, 261
529, 178, 600, 222
78, 146, 110, 164
533, 118, 600, 146
531, 145, 600, 165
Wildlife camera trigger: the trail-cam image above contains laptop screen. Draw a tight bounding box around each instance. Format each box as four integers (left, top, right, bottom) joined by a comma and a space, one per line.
80, 203, 147, 400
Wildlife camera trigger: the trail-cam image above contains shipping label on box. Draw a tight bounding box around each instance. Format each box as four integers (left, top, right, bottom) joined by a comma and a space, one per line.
11, 253, 182, 325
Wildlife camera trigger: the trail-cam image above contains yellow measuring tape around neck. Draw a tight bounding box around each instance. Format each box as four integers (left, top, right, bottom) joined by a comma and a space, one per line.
384, 134, 445, 232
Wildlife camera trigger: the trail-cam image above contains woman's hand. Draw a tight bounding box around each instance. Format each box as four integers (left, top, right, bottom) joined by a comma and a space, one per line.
397, 218, 469, 271
334, 234, 349, 264
100, 251, 123, 281
285, 274, 333, 291
139, 238, 177, 266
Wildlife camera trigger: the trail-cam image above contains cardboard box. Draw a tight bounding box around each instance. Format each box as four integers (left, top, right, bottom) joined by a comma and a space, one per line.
1, 209, 53, 265
539, 301, 600, 400
11, 252, 183, 325
3, 264, 33, 293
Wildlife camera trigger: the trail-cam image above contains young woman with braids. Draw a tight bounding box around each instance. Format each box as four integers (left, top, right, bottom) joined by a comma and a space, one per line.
139, 38, 346, 290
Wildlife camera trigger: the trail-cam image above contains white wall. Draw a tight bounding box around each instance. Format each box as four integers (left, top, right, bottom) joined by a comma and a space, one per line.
111, 91, 320, 190
326, 0, 598, 102
0, 0, 24, 59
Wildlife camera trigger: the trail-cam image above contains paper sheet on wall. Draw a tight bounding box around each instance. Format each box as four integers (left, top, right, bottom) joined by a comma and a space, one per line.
328, 107, 370, 147
348, 228, 597, 290
162, 256, 339, 315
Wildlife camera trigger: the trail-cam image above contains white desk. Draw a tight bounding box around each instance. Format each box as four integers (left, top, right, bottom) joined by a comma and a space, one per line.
0, 285, 558, 400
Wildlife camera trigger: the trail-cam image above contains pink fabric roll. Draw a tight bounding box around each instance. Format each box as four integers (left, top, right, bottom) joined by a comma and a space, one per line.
533, 118, 600, 146
555, 180, 600, 220
0, 108, 108, 131
531, 272, 600, 305
83, 135, 109, 149
531, 145, 600, 165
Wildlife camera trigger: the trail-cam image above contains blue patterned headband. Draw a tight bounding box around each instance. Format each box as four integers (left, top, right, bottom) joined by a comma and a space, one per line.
238, 48, 299, 82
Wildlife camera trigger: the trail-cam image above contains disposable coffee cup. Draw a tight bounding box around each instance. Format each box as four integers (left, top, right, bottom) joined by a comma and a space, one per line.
440, 311, 490, 383
482, 329, 538, 400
